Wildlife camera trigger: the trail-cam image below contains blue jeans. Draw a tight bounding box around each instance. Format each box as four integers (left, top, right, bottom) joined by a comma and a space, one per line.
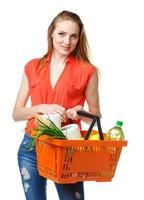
18, 133, 84, 200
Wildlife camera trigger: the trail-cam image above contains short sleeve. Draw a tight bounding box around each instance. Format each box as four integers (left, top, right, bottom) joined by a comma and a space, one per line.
24, 58, 40, 82
85, 64, 97, 85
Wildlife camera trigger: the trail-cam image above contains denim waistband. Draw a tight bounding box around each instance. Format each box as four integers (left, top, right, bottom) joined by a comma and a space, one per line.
24, 133, 33, 140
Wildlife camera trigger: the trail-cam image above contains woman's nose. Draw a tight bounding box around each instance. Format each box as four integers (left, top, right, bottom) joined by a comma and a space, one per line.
64, 36, 70, 45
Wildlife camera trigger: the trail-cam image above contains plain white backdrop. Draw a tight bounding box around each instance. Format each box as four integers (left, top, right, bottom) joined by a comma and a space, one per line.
0, 0, 144, 199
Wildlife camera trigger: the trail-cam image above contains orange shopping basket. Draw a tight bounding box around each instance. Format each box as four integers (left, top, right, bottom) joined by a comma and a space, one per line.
36, 111, 127, 184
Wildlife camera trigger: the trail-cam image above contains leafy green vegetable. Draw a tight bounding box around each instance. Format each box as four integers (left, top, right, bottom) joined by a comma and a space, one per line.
26, 114, 66, 151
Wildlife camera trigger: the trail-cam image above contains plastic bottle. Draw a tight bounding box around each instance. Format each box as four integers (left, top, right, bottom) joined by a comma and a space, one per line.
107, 120, 125, 140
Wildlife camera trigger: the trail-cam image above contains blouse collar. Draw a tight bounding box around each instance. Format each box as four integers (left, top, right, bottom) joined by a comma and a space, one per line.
45, 51, 75, 65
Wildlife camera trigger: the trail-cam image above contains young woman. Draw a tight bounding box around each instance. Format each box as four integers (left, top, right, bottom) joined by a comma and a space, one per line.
13, 10, 101, 200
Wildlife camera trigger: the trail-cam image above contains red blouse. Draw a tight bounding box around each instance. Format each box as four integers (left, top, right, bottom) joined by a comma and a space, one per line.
24, 53, 96, 135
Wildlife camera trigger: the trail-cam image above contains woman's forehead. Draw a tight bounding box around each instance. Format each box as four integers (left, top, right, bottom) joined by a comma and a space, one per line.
55, 20, 80, 33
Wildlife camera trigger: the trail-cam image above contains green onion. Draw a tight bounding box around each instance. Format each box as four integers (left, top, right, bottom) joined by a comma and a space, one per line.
26, 114, 66, 151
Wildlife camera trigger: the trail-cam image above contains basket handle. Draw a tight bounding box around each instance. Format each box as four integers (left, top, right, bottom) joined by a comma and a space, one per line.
77, 110, 104, 140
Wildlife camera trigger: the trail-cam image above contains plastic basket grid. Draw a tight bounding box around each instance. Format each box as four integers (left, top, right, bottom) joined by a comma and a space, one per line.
36, 133, 127, 184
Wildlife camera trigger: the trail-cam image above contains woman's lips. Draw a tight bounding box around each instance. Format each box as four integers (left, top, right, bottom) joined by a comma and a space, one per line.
61, 46, 71, 51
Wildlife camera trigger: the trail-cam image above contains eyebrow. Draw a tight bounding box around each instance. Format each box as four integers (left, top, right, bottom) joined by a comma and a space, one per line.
58, 31, 79, 35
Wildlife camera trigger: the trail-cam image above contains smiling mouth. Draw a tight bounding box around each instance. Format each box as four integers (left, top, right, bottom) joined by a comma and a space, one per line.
61, 46, 71, 51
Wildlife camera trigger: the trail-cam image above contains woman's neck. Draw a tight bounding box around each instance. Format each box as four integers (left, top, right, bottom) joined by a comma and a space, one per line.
51, 50, 68, 65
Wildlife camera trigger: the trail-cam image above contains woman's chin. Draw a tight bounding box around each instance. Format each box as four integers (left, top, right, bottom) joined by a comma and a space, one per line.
60, 49, 72, 56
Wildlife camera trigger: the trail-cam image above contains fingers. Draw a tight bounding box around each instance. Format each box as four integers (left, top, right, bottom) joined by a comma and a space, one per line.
53, 104, 65, 111
54, 105, 69, 122
66, 109, 79, 120
39, 104, 67, 122
39, 104, 84, 122
55, 110, 67, 122
66, 108, 75, 120
66, 105, 83, 120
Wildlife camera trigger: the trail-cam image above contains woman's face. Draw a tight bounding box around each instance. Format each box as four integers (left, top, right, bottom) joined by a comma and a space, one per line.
51, 20, 80, 56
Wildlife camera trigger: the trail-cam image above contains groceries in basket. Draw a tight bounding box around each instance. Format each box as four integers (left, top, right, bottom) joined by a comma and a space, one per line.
88, 130, 100, 140
36, 111, 127, 183
26, 114, 83, 150
107, 120, 125, 140
62, 124, 82, 140
26, 114, 67, 150
42, 113, 62, 129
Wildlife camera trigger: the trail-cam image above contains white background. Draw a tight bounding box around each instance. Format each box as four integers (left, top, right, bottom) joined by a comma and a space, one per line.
0, 0, 144, 199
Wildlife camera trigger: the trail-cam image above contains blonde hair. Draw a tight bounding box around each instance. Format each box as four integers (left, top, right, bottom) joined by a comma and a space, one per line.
39, 10, 91, 70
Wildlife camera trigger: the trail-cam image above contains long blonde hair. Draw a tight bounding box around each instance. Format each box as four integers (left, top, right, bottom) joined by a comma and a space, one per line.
39, 10, 91, 71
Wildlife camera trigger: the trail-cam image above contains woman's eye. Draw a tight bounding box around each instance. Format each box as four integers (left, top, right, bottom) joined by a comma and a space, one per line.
71, 35, 78, 39
58, 32, 65, 36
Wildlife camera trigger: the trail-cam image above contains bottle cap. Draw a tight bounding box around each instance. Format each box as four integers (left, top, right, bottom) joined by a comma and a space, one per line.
116, 120, 123, 127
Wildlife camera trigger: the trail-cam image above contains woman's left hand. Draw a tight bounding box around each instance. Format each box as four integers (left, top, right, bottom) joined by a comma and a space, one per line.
66, 105, 83, 120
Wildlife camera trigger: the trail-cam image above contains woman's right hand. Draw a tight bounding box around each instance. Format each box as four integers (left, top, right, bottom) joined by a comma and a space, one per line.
38, 104, 66, 122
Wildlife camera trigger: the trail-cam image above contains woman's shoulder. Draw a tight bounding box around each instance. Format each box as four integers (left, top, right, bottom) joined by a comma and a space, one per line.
81, 61, 96, 70
25, 58, 40, 69
73, 58, 97, 74
24, 58, 41, 75
70, 58, 97, 84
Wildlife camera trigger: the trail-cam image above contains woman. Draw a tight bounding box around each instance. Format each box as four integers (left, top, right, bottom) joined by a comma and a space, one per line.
13, 10, 101, 200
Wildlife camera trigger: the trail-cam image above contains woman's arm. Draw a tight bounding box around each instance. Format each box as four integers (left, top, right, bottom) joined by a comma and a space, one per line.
12, 72, 39, 121
12, 73, 66, 121
85, 71, 101, 117
66, 71, 101, 122
80, 71, 101, 124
